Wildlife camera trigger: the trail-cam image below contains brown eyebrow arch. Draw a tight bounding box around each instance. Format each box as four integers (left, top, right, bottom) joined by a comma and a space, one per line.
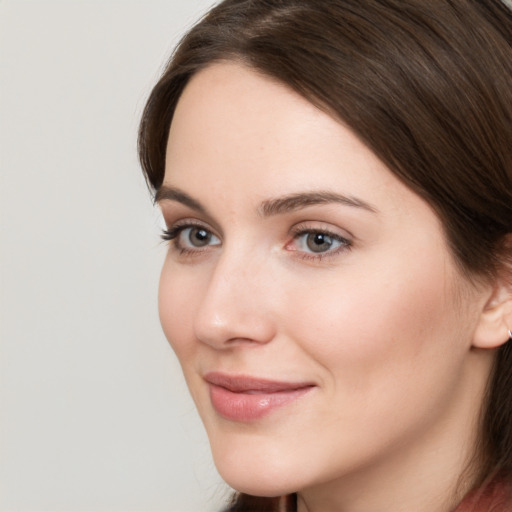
155, 186, 207, 214
259, 191, 378, 216
155, 185, 377, 217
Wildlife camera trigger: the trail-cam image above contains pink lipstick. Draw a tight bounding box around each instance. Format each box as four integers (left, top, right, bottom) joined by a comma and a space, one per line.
205, 372, 315, 422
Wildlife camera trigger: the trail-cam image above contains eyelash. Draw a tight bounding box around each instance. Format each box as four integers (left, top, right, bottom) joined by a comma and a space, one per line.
160, 220, 214, 255
161, 221, 352, 260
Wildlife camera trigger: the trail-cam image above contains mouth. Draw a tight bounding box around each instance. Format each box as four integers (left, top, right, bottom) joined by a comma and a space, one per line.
204, 372, 315, 422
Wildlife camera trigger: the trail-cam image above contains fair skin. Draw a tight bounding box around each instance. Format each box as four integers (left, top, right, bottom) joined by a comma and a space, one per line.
157, 62, 505, 512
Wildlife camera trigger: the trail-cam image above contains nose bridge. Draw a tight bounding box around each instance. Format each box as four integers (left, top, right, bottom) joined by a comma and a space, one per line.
193, 242, 275, 348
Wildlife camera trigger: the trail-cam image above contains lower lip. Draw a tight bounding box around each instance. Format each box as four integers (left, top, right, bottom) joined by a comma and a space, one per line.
208, 384, 313, 422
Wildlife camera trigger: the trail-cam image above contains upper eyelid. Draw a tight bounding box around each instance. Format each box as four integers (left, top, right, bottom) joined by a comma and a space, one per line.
290, 221, 354, 241
168, 218, 209, 229
162, 213, 356, 245
290, 228, 352, 247
161, 210, 224, 237
164, 217, 220, 235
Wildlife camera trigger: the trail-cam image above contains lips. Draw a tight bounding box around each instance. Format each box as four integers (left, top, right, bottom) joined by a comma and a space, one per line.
204, 372, 315, 422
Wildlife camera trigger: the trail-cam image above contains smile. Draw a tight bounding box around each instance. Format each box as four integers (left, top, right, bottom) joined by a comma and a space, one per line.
205, 372, 315, 422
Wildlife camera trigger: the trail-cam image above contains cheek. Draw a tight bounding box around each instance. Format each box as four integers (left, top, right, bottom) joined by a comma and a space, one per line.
285, 255, 466, 409
158, 259, 199, 361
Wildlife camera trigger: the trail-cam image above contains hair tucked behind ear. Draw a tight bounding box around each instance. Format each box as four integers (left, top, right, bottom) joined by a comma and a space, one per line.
139, 1, 512, 510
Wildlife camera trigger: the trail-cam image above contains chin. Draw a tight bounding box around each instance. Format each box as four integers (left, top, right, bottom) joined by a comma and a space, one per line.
208, 435, 301, 497
218, 466, 295, 498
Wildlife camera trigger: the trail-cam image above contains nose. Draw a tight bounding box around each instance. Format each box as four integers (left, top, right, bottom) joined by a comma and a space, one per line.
193, 249, 277, 349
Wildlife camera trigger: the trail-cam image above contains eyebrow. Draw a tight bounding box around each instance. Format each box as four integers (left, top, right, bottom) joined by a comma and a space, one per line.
259, 191, 377, 216
155, 185, 377, 217
155, 186, 208, 213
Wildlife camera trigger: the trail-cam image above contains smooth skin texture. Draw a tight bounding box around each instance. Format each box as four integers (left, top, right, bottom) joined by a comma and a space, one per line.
157, 62, 505, 512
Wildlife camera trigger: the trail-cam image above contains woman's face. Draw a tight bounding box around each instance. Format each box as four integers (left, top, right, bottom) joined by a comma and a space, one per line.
157, 63, 490, 498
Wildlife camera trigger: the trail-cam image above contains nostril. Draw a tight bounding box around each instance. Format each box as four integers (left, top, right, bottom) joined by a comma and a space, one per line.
194, 312, 276, 349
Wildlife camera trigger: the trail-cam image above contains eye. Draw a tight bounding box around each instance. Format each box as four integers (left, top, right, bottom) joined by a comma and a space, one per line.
301, 232, 338, 253
179, 226, 219, 248
287, 227, 352, 258
161, 223, 221, 252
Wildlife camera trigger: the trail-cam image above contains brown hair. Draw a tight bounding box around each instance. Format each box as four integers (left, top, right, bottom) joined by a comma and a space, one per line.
138, 1, 512, 510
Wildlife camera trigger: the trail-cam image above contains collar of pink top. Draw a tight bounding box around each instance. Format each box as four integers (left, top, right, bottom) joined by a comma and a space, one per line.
452, 475, 511, 512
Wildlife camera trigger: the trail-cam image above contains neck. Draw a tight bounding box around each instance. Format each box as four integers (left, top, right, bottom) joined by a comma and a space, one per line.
297, 350, 494, 512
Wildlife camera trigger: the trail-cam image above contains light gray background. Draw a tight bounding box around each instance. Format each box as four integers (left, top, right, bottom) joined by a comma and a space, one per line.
0, 1, 230, 511
4, 1, 512, 512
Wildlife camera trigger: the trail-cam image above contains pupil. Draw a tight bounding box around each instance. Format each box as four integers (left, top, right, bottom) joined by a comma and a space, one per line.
307, 233, 332, 252
190, 228, 210, 246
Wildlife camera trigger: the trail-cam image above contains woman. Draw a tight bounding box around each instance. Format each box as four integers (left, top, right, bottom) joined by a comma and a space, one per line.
138, 1, 512, 511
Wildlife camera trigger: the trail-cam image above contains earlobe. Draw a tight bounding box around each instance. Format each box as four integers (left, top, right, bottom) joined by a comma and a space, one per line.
472, 280, 512, 349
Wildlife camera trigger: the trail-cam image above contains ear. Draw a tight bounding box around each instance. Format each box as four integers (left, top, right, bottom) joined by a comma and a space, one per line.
472, 274, 512, 349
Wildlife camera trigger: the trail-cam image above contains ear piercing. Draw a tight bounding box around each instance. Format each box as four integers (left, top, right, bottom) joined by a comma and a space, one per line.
509, 329, 512, 341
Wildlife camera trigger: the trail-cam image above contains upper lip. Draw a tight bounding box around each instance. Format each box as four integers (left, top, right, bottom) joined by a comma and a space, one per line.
204, 372, 315, 393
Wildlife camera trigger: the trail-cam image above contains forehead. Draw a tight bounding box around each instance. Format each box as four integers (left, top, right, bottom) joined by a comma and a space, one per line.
165, 63, 394, 201
164, 62, 451, 237
166, 62, 337, 176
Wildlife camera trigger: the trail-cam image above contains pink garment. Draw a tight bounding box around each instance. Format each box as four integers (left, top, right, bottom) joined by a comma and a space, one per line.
452, 477, 512, 512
